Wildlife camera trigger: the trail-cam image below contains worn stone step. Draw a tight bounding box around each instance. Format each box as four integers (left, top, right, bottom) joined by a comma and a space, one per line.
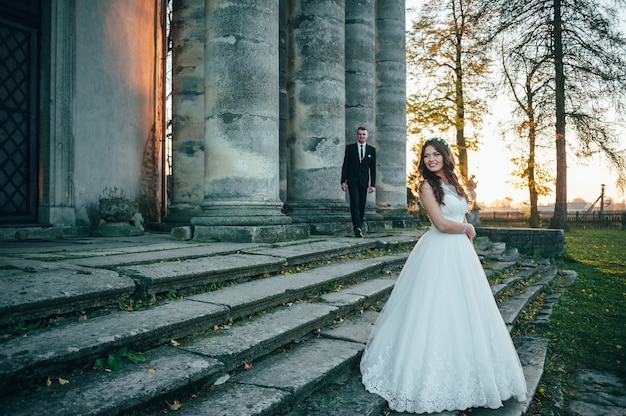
164, 257, 548, 416
287, 334, 550, 416
166, 268, 550, 416
175, 337, 364, 416
0, 298, 229, 397
178, 275, 399, 374
490, 263, 540, 298
0, 232, 551, 416
117, 235, 411, 296
499, 265, 559, 329
120, 253, 287, 296
284, 374, 388, 416
0, 266, 134, 327
0, 234, 420, 328
182, 254, 406, 320
0, 274, 398, 415
0, 254, 407, 397
284, 310, 552, 416
0, 346, 224, 416
63, 242, 258, 267
180, 302, 340, 373
243, 235, 418, 266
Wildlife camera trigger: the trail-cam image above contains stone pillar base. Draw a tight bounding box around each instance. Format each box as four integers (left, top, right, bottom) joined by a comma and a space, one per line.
193, 201, 291, 226
309, 221, 352, 236
284, 201, 352, 235
94, 222, 144, 237
284, 203, 415, 236
284, 201, 349, 222
193, 223, 310, 243
190, 201, 309, 242
377, 209, 419, 229
162, 204, 203, 229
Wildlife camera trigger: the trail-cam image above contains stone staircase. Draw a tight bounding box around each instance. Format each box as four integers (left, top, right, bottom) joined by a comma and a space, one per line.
0, 230, 562, 416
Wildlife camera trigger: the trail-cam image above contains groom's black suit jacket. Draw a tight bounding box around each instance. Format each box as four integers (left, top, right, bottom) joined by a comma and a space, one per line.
341, 142, 376, 188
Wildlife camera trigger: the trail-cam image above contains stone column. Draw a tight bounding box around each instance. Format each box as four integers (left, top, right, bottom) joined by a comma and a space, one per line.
278, 0, 288, 203
284, 0, 347, 232
167, 0, 205, 223
375, 0, 412, 226
39, 0, 78, 231
345, 0, 375, 139
345, 0, 378, 222
192, 0, 308, 242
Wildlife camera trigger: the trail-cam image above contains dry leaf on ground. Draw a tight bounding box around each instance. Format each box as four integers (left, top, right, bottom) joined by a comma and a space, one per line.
166, 400, 182, 411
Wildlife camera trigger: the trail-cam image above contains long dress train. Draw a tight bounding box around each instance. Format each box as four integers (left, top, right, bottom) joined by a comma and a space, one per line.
360, 184, 527, 413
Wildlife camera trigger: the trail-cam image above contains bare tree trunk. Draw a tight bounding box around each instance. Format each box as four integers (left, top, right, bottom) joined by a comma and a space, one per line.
528, 147, 540, 228
455, 41, 468, 180
550, 0, 568, 229
527, 85, 539, 228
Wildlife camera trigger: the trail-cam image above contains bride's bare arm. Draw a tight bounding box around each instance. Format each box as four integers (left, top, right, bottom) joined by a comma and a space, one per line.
419, 182, 475, 239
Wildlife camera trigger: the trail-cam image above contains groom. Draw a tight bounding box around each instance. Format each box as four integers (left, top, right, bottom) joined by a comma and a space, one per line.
341, 126, 376, 237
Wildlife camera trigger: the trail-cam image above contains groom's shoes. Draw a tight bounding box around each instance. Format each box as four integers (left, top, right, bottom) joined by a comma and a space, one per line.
355, 228, 363, 238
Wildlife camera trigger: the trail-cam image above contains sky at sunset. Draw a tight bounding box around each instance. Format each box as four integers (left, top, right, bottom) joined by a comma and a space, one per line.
405, 1, 626, 208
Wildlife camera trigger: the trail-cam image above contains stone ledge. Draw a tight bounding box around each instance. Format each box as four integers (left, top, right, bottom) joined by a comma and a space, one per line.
477, 227, 564, 258
193, 223, 310, 243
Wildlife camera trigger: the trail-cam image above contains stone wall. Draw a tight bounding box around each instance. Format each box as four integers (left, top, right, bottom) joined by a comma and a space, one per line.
476, 227, 565, 258
73, 0, 162, 229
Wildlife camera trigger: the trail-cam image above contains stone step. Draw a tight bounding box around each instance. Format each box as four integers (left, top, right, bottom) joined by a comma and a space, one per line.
284, 334, 550, 416
0, 274, 400, 416
171, 264, 552, 415
0, 232, 551, 416
498, 264, 559, 329
489, 262, 544, 298
0, 346, 225, 416
283, 272, 558, 416
0, 253, 408, 397
167, 263, 551, 416
0, 233, 420, 328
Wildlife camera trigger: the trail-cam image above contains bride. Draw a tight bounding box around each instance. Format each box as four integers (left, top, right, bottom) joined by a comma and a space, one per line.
360, 137, 527, 413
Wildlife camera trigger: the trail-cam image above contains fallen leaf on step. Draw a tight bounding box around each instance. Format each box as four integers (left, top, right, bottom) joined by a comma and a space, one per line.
146, 368, 156, 373
58, 377, 70, 385
166, 400, 182, 411
78, 315, 87, 321
170, 339, 180, 346
244, 362, 253, 370
46, 376, 52, 386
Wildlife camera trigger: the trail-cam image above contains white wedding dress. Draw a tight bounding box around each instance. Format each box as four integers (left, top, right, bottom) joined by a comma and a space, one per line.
360, 184, 527, 413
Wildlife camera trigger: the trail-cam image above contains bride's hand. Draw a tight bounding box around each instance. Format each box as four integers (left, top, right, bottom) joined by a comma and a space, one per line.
465, 223, 476, 240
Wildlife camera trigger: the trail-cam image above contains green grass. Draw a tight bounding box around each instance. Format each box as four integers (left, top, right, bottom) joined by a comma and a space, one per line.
532, 229, 626, 413
550, 229, 626, 374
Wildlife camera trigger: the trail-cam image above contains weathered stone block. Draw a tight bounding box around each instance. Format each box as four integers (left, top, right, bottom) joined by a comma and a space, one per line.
476, 227, 565, 258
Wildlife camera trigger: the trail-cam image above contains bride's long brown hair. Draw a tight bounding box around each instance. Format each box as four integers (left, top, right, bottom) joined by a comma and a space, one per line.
418, 138, 469, 206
